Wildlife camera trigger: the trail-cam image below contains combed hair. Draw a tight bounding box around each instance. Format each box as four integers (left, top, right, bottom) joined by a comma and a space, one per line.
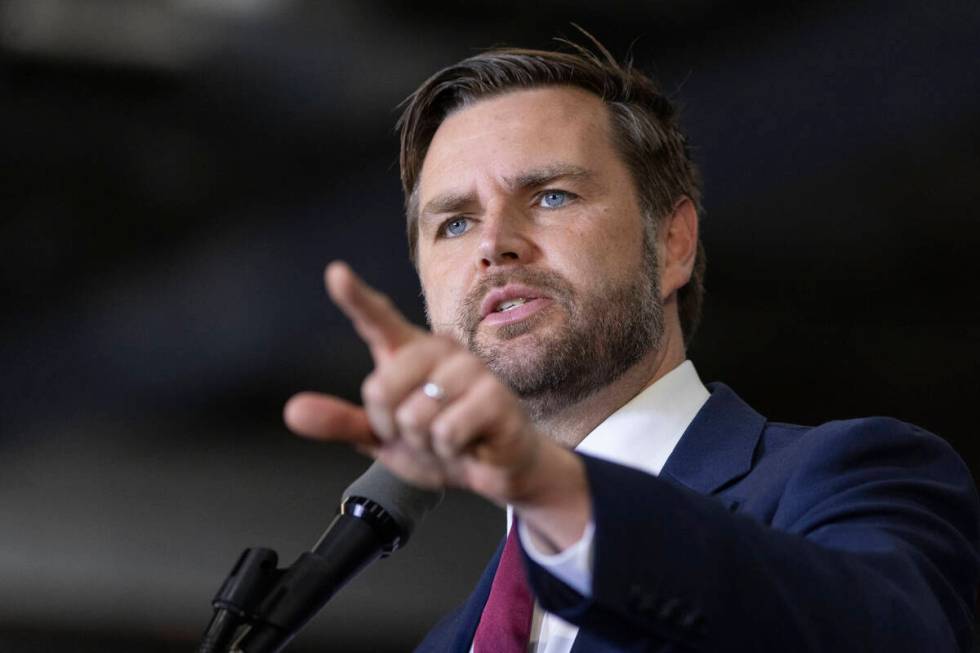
396, 34, 707, 344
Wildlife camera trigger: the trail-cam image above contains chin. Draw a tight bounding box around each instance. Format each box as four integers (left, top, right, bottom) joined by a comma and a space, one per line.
472, 329, 556, 385
465, 307, 568, 387
473, 330, 540, 361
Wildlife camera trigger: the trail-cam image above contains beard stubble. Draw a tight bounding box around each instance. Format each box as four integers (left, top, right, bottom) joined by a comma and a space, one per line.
453, 240, 665, 421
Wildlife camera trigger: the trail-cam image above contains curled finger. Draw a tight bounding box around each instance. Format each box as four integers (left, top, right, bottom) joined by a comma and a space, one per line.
395, 352, 484, 450
429, 375, 522, 461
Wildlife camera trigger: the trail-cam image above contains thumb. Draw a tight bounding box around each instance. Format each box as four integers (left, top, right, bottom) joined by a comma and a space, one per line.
284, 391, 378, 447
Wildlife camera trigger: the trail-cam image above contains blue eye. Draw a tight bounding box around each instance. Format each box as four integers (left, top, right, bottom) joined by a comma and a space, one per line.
539, 190, 571, 209
443, 217, 470, 238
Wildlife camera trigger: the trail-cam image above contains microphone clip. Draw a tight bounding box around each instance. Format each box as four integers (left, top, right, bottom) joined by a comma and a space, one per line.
198, 547, 284, 653
198, 496, 400, 653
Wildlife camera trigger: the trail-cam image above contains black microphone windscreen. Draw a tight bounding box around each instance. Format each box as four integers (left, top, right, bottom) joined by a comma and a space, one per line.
342, 462, 443, 540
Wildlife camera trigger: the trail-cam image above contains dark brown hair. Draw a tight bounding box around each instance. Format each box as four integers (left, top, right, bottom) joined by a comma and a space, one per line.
396, 37, 706, 344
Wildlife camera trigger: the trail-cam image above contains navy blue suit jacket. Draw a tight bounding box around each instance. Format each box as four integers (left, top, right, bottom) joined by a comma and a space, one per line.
414, 383, 980, 652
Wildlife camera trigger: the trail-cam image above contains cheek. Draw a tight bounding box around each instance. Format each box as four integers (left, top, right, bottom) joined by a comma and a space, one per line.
555, 211, 645, 285
420, 261, 468, 331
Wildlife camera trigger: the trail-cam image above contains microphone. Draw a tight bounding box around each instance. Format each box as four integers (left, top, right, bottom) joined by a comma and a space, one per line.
233, 462, 443, 653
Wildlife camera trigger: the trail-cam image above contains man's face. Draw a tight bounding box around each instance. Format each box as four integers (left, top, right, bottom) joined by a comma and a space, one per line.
415, 86, 664, 418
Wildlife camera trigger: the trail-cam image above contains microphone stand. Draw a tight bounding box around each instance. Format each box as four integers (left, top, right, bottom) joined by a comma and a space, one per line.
198, 496, 401, 653
198, 548, 283, 653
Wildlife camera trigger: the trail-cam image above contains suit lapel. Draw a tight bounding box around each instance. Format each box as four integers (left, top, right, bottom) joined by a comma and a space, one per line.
440, 383, 764, 652
448, 535, 507, 652
659, 382, 766, 495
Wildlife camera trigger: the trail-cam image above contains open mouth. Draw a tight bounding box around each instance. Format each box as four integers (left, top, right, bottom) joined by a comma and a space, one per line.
493, 297, 532, 313
480, 292, 552, 328
479, 283, 549, 320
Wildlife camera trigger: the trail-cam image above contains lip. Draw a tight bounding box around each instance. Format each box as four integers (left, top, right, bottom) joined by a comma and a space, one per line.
479, 284, 552, 326
481, 297, 552, 327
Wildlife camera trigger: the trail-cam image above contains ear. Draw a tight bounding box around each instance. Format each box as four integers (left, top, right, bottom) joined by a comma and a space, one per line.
659, 196, 698, 301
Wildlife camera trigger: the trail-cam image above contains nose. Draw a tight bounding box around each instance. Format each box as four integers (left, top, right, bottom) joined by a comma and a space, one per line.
477, 206, 534, 270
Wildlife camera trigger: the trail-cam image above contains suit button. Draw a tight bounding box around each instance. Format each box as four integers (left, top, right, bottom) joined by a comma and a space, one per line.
680, 609, 705, 637
657, 597, 682, 622
627, 584, 657, 616
680, 609, 702, 629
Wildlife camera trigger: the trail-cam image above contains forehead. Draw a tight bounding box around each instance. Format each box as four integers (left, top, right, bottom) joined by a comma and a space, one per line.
417, 86, 619, 199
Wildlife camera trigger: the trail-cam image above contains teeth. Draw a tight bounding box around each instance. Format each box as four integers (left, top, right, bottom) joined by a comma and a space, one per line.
495, 298, 527, 312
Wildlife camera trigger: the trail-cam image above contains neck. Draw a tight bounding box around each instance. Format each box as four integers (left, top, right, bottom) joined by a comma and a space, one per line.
532, 326, 687, 448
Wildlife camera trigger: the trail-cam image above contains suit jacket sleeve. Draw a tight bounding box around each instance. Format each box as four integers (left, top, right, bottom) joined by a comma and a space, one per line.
521, 417, 980, 651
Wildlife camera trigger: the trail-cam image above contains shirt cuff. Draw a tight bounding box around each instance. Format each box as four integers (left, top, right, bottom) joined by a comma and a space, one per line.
517, 518, 595, 597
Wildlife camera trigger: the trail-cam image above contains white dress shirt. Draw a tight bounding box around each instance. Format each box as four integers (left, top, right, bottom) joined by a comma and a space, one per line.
513, 360, 710, 653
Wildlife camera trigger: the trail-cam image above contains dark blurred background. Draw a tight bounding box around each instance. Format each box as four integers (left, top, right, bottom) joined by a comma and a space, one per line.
1, 0, 978, 650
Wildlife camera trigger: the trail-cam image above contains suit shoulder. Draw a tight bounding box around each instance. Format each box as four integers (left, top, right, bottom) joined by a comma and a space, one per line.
760, 415, 963, 467
744, 416, 977, 527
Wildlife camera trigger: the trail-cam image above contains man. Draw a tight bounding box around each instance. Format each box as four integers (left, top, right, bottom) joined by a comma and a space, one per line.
284, 41, 980, 651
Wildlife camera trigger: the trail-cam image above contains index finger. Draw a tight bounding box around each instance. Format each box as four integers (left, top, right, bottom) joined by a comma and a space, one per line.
326, 261, 421, 361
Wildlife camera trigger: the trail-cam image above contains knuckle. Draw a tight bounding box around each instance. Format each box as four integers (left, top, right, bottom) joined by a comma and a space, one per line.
432, 415, 472, 457
456, 351, 485, 375
401, 336, 449, 369
430, 414, 456, 444
366, 408, 395, 442
395, 403, 420, 431
432, 332, 461, 352
475, 374, 504, 401
405, 431, 430, 451
361, 375, 387, 406
402, 426, 431, 451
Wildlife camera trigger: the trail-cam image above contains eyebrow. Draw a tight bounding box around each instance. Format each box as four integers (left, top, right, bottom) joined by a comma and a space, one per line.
511, 163, 593, 191
419, 163, 595, 220
420, 190, 473, 220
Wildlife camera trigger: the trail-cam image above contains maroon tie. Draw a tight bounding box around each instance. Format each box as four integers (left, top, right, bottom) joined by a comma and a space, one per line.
472, 527, 535, 652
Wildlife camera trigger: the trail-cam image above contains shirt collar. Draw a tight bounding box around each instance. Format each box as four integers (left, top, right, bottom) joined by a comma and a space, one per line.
507, 360, 709, 532
575, 360, 709, 477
